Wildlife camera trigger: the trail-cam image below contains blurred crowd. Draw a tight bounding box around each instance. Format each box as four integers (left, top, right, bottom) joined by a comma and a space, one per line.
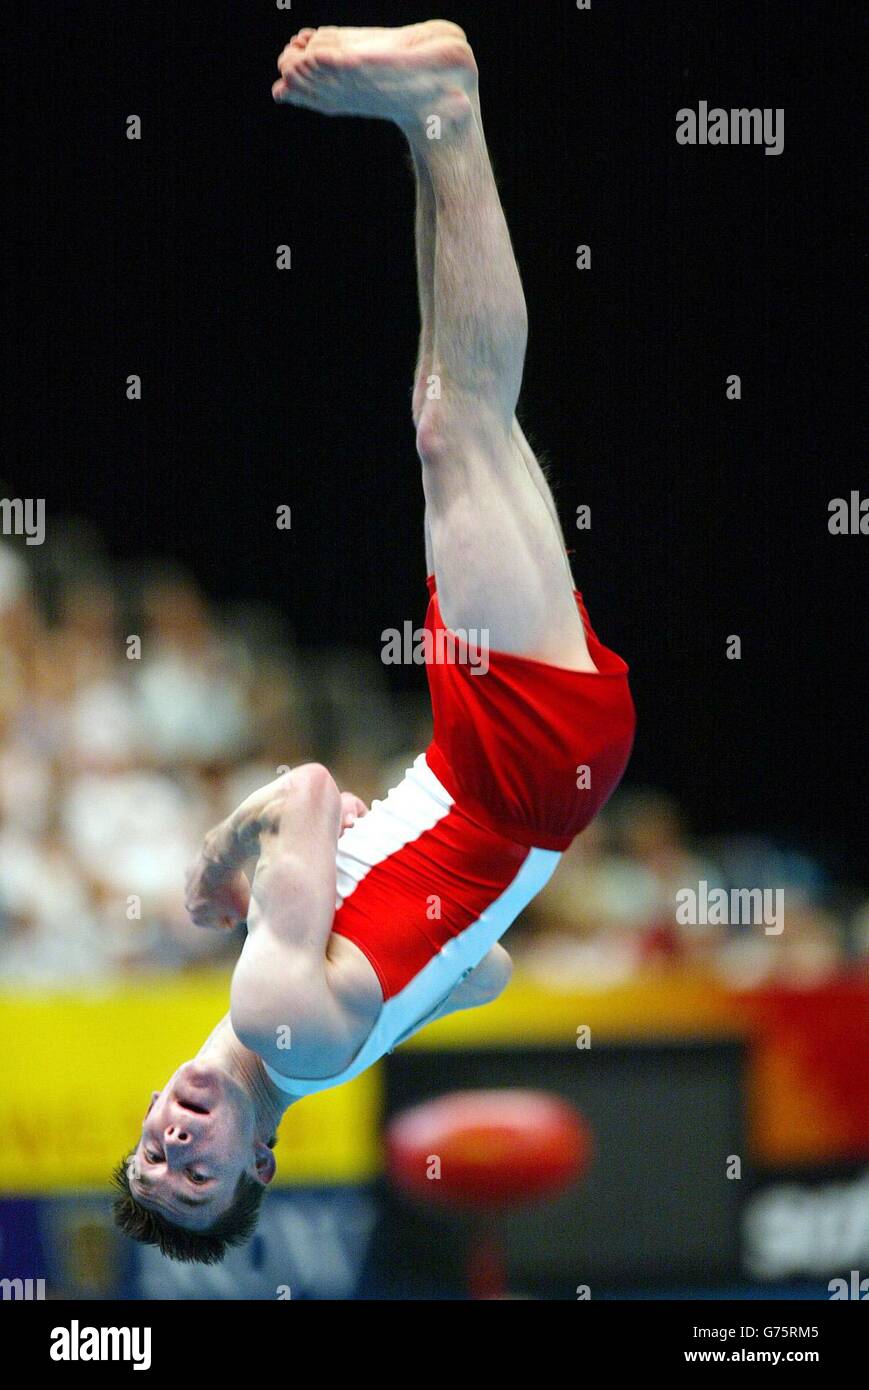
1, 528, 866, 990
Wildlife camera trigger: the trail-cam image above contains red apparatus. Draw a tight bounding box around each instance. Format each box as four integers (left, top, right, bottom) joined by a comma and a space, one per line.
386, 1089, 593, 1298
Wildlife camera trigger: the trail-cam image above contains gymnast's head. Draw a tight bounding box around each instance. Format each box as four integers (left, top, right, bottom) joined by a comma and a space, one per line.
111, 1060, 275, 1263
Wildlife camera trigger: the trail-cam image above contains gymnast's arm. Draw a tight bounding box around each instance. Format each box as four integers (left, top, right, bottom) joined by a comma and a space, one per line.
222, 765, 352, 1051
185, 770, 365, 931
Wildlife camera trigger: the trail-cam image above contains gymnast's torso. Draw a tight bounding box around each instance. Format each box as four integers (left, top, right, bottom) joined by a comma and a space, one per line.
255, 753, 562, 1098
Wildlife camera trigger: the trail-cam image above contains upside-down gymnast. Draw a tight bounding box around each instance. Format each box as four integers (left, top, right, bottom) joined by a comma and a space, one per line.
113, 20, 636, 1263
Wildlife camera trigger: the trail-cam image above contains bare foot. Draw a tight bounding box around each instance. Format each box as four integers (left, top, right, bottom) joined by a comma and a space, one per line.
272, 21, 477, 130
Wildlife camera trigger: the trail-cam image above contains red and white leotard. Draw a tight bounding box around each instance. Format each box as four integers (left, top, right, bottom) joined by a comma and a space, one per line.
263, 577, 635, 1096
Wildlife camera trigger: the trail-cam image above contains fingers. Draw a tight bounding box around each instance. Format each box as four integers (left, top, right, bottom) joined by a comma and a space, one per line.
184, 855, 250, 930
188, 898, 245, 931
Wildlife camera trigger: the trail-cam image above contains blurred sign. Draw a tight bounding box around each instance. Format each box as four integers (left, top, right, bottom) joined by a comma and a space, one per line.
743, 1166, 869, 1281
0, 1189, 378, 1299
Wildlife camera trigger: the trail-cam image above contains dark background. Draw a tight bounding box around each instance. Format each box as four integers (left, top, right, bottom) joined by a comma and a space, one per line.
3, 1, 865, 881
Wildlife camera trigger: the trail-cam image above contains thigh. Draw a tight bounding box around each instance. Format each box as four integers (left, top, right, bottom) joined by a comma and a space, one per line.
421, 424, 595, 671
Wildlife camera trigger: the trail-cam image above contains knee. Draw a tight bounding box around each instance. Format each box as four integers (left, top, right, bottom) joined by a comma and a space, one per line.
467, 944, 513, 1005
416, 401, 508, 467
415, 406, 450, 465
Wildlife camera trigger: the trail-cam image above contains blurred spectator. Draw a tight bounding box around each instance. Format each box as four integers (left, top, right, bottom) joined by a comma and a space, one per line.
134, 576, 250, 763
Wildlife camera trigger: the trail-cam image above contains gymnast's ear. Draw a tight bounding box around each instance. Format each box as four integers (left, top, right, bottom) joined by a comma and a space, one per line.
253, 1141, 277, 1185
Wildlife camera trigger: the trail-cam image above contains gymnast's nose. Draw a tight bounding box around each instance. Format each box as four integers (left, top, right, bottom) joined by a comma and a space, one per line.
164, 1124, 192, 1151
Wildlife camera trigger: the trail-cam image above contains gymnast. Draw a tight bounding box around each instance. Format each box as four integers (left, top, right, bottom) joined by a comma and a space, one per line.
112, 20, 635, 1263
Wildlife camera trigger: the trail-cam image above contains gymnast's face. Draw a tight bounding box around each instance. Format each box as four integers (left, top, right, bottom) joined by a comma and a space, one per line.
127, 1062, 270, 1229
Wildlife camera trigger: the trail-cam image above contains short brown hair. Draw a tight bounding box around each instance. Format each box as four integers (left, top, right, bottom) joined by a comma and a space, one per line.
111, 1155, 265, 1264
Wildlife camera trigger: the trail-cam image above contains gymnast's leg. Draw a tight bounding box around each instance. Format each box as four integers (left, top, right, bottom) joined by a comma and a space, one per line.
408, 138, 574, 585
274, 22, 592, 668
